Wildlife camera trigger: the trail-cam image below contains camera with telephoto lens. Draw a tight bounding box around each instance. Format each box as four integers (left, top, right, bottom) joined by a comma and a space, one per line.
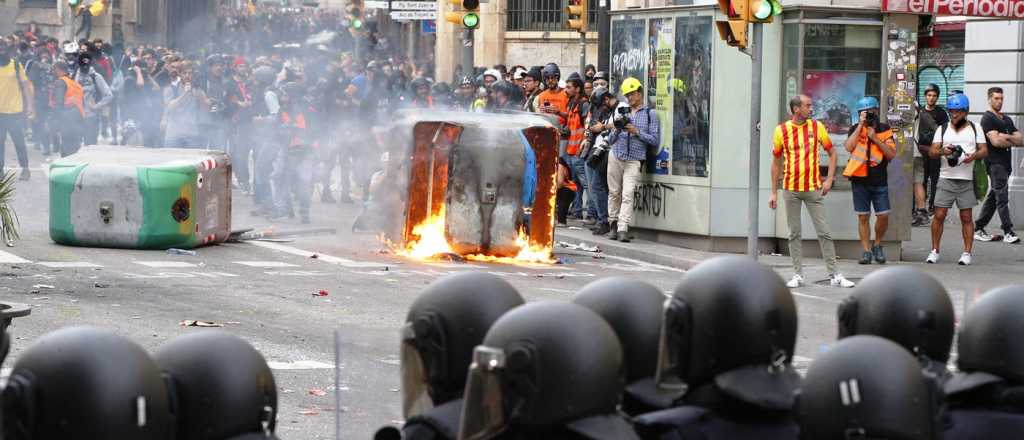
614, 106, 630, 130
947, 145, 965, 167
865, 111, 877, 125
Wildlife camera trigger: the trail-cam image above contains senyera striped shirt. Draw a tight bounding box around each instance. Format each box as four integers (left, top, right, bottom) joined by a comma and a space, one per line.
772, 119, 833, 192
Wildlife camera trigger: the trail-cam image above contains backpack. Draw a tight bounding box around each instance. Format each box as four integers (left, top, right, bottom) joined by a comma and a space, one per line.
939, 121, 989, 201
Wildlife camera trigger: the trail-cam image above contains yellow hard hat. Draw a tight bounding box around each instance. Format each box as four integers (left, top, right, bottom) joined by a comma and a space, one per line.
620, 77, 642, 96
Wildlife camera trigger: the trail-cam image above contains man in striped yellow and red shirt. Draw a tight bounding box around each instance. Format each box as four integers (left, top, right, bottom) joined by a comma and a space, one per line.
769, 94, 855, 288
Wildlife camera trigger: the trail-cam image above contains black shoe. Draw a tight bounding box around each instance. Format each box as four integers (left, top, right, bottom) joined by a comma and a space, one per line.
618, 233, 631, 243
872, 244, 886, 264
608, 230, 619, 240
321, 191, 336, 204
609, 221, 617, 233
859, 251, 872, 265
592, 222, 610, 236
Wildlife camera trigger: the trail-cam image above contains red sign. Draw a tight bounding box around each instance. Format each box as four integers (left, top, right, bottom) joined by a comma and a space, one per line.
882, 0, 1024, 18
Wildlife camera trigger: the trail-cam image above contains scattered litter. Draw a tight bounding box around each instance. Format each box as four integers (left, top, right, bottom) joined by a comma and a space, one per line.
556, 241, 601, 253
308, 388, 327, 396
70, 299, 79, 303
568, 226, 583, 230
437, 252, 465, 262
298, 409, 320, 416
310, 253, 319, 259
770, 252, 783, 257
32, 297, 49, 301
94, 282, 110, 288
179, 320, 224, 327
282, 389, 294, 394
592, 254, 606, 260
378, 248, 391, 255
31, 284, 55, 289
166, 248, 197, 256
226, 321, 241, 325
131, 315, 142, 319
555, 256, 575, 265
312, 290, 329, 297
389, 388, 400, 393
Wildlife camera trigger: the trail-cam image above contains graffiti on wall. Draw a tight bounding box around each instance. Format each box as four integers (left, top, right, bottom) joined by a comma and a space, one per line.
917, 41, 964, 100
611, 18, 648, 93
633, 182, 675, 218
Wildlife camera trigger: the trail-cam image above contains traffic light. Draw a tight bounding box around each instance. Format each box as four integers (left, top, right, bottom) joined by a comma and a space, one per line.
750, 0, 782, 23
715, 0, 748, 49
566, 0, 588, 33
445, 0, 480, 29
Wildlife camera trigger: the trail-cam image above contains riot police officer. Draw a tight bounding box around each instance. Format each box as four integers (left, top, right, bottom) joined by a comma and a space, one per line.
837, 266, 954, 382
944, 286, 1024, 439
376, 272, 525, 440
571, 277, 683, 415
633, 256, 801, 439
457, 301, 638, 440
3, 327, 176, 440
154, 330, 279, 440
798, 335, 944, 440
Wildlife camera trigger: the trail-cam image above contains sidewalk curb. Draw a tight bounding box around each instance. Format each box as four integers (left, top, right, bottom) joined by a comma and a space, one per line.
554, 227, 703, 271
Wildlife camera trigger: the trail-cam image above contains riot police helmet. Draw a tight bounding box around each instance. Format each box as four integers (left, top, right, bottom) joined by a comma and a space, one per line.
2, 327, 175, 440
572, 277, 663, 382
154, 330, 277, 440
837, 266, 954, 365
458, 301, 635, 440
401, 272, 525, 419
253, 66, 276, 85
947, 285, 1024, 396
655, 255, 799, 409
410, 76, 431, 92
798, 335, 943, 440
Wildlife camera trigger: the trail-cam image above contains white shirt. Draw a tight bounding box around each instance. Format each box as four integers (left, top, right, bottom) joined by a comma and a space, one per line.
932, 122, 985, 180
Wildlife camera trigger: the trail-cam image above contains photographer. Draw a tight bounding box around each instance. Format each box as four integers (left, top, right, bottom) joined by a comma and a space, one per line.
604, 77, 659, 243
162, 61, 209, 148
843, 97, 897, 265
581, 86, 613, 236
123, 49, 164, 147
71, 51, 112, 147
927, 93, 988, 265
199, 54, 230, 151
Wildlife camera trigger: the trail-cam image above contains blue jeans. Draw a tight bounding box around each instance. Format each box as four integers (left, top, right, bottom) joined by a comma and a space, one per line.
566, 155, 590, 218
585, 161, 609, 224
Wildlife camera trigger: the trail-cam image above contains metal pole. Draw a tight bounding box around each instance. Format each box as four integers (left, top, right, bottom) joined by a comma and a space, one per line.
579, 31, 586, 75
747, 23, 763, 259
462, 28, 475, 80
597, 0, 610, 72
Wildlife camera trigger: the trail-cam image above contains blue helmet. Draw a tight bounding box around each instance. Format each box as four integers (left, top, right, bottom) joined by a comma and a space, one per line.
947, 93, 970, 111
855, 96, 880, 112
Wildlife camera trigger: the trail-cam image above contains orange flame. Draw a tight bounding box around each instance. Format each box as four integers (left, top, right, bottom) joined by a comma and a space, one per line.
394, 206, 555, 265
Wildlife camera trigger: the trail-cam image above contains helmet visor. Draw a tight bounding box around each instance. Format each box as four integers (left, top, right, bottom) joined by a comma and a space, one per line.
400, 324, 434, 419
654, 297, 688, 391
458, 346, 508, 440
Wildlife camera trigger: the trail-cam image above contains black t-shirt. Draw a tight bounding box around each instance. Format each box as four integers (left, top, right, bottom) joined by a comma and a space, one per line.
918, 106, 949, 147
847, 122, 891, 187
981, 110, 1017, 168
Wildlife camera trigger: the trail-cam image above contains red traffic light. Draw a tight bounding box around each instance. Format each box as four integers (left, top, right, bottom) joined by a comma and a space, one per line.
463, 0, 479, 10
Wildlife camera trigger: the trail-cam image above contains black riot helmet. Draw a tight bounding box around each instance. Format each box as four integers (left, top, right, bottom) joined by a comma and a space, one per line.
401, 272, 525, 419
593, 71, 609, 82
798, 335, 943, 440
459, 301, 636, 440
541, 63, 561, 80
591, 86, 612, 107
947, 285, 1024, 395
655, 255, 799, 409
2, 327, 175, 440
572, 277, 663, 382
154, 330, 277, 440
837, 266, 954, 364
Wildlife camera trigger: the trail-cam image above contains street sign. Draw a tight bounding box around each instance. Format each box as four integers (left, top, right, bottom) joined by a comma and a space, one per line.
392, 1, 438, 10
364, 0, 389, 9
882, 0, 1024, 19
390, 10, 437, 20
422, 19, 437, 33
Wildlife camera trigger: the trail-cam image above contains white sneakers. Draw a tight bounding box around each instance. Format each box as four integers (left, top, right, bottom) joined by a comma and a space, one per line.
926, 249, 973, 265
958, 252, 972, 266
975, 229, 993, 242
830, 273, 856, 288
786, 274, 804, 288
926, 249, 940, 264
785, 273, 855, 288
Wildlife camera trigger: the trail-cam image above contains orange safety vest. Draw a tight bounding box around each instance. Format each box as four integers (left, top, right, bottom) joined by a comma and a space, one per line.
566, 103, 585, 156
280, 111, 308, 148
58, 76, 85, 117
842, 128, 892, 178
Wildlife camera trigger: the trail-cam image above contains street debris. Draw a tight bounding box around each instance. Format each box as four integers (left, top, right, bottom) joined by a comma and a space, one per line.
94, 283, 110, 288
32, 297, 49, 301
437, 252, 465, 262
232, 227, 337, 242
298, 409, 320, 416
179, 320, 224, 327
308, 388, 327, 396
556, 241, 601, 253
166, 248, 197, 256
31, 284, 55, 289
555, 256, 575, 265
312, 290, 329, 297
310, 253, 319, 259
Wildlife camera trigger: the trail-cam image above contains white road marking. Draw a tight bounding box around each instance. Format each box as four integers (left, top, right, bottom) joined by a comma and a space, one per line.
236, 261, 300, 268
267, 360, 335, 370
37, 261, 103, 268
246, 241, 396, 268
539, 287, 573, 294
122, 271, 239, 279
791, 291, 842, 303
264, 270, 331, 276
135, 261, 198, 268
0, 250, 30, 264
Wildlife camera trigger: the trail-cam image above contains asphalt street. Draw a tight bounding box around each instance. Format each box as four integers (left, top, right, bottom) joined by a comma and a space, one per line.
0, 145, 999, 439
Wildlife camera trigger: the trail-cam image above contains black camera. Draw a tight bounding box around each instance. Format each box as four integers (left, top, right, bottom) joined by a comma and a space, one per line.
865, 111, 877, 124
947, 145, 965, 167
614, 106, 630, 130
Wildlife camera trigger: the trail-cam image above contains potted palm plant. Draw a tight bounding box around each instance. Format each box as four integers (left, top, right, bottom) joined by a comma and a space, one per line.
0, 171, 19, 247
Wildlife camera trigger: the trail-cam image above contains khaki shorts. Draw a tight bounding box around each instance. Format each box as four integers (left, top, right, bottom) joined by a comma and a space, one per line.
934, 178, 977, 210
914, 156, 925, 184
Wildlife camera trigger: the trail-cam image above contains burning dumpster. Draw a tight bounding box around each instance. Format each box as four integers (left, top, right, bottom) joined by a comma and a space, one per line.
391, 111, 560, 263
48, 146, 232, 250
